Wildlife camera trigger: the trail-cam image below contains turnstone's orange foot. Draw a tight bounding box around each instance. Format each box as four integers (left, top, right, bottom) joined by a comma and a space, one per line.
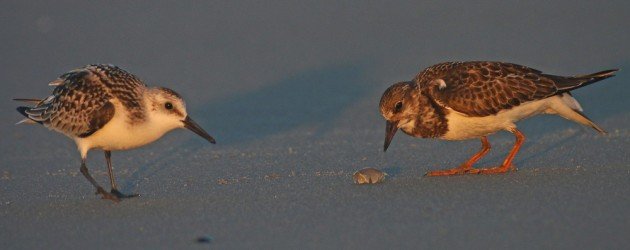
425, 167, 475, 176
380, 61, 617, 176
110, 189, 140, 199
14, 64, 217, 201
466, 165, 517, 175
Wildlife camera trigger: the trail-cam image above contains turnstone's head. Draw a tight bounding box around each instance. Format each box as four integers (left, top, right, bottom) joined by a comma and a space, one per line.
379, 81, 416, 151
146, 87, 216, 143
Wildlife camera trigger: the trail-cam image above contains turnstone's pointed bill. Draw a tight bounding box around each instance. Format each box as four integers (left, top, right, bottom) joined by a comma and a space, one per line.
15, 64, 216, 201
379, 61, 617, 176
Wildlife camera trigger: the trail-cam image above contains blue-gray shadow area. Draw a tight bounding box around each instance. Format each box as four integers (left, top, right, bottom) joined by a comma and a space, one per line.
122, 63, 376, 188
190, 63, 375, 146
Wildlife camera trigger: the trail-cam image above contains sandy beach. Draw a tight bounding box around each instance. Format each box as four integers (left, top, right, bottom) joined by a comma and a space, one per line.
1, 1, 629, 249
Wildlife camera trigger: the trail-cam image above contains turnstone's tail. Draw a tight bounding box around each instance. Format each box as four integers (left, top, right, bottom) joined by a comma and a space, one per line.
547, 69, 619, 92
539, 69, 617, 134
556, 93, 607, 134
537, 69, 619, 135
574, 69, 618, 82
571, 108, 606, 134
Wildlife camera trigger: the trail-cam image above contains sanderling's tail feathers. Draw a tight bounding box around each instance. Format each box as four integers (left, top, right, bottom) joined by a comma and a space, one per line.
48, 79, 64, 86
546, 69, 619, 92
13, 98, 42, 104
16, 106, 30, 117
16, 118, 38, 125
15, 106, 43, 125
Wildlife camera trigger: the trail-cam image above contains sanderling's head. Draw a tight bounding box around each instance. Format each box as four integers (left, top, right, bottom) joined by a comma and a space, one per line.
146, 87, 216, 144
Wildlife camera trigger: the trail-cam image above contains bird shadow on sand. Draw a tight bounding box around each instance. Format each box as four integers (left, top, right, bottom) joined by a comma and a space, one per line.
122, 63, 377, 188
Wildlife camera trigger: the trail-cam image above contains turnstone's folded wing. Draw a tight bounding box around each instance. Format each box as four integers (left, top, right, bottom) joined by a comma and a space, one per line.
419, 62, 562, 117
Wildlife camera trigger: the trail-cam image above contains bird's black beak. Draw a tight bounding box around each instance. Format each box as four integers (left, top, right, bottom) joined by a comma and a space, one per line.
384, 120, 398, 152
183, 116, 216, 144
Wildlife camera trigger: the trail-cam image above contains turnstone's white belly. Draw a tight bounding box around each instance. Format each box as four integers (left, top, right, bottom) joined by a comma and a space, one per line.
441, 97, 556, 140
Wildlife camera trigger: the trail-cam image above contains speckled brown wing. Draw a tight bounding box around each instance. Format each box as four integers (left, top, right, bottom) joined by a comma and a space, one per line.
419, 62, 559, 117
23, 65, 146, 137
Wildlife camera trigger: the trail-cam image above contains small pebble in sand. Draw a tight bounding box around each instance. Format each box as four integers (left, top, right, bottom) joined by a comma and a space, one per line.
353, 168, 386, 184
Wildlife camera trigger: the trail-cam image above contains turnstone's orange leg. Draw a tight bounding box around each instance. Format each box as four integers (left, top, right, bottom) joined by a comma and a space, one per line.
425, 136, 491, 176
105, 151, 139, 199
472, 129, 525, 174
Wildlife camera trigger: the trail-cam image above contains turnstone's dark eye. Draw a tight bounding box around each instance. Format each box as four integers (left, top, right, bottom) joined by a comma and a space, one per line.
394, 102, 403, 112
165, 102, 173, 110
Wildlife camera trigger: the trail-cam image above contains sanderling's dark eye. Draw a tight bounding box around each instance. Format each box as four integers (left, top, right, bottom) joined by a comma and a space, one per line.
394, 102, 403, 112
165, 102, 173, 110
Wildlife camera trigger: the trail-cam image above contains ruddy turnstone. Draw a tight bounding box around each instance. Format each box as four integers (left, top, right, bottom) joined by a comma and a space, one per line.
15, 64, 216, 201
379, 61, 617, 176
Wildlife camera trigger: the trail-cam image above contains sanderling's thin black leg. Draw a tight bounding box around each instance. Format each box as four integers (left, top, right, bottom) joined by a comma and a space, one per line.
80, 158, 119, 202
104, 150, 117, 189
104, 151, 139, 199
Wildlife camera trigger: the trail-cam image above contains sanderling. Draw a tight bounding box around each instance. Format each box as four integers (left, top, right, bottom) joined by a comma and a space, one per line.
379, 61, 617, 176
15, 64, 216, 201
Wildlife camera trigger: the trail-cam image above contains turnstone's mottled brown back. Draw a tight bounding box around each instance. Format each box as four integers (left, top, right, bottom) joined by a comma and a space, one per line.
21, 64, 147, 137
414, 61, 615, 117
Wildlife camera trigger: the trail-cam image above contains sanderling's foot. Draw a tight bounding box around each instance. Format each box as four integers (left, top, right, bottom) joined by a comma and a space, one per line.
110, 189, 140, 199
95, 187, 120, 202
